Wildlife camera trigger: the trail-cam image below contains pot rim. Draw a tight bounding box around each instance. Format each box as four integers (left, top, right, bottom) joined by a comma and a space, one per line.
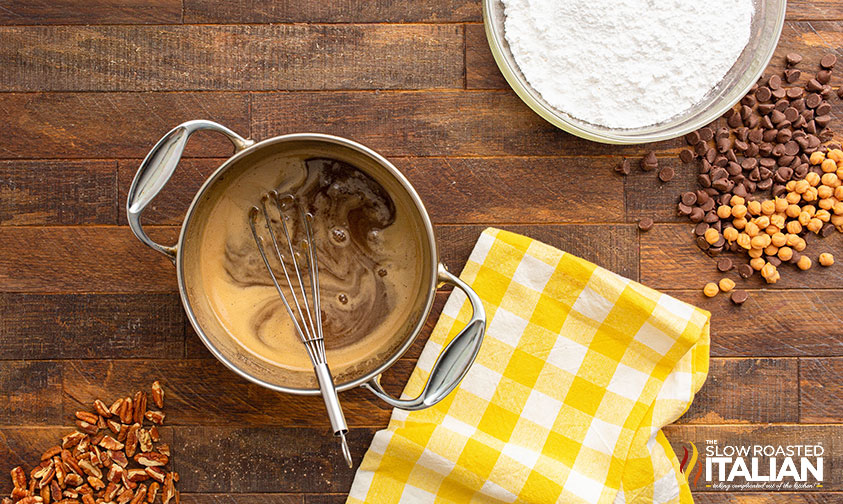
175, 132, 440, 395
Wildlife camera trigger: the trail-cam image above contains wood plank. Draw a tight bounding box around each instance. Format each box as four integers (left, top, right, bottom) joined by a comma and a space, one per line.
0, 25, 463, 92
694, 493, 843, 503
0, 93, 249, 159
664, 424, 841, 491
641, 224, 843, 290
0, 0, 181, 25
0, 362, 62, 425
800, 358, 843, 424
0, 224, 637, 292
305, 496, 346, 504
668, 289, 843, 357
251, 91, 683, 157
465, 23, 507, 90
0, 160, 116, 225
0, 293, 185, 359
679, 358, 798, 424
62, 359, 409, 428
117, 156, 625, 226
173, 427, 374, 492
0, 226, 178, 293
184, 0, 479, 23
182, 496, 302, 504
624, 157, 696, 224
436, 224, 640, 280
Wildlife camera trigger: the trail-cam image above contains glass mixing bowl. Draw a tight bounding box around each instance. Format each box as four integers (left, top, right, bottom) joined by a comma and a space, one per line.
483, 0, 787, 145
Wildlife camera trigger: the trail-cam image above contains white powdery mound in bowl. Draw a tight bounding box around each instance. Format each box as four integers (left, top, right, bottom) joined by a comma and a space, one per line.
502, 0, 753, 129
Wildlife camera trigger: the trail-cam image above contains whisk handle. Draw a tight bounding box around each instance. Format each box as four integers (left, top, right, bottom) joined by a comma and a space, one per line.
127, 120, 254, 262
363, 264, 486, 411
314, 362, 353, 468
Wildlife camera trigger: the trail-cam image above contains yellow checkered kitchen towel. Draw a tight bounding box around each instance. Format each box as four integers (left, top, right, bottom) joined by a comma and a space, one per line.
347, 228, 710, 504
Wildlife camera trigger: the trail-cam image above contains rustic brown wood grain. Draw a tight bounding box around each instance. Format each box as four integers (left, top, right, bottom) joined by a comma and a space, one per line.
117, 156, 625, 226
0, 362, 62, 424
0, 226, 178, 293
0, 224, 637, 292
0, 160, 117, 225
0, 25, 464, 92
624, 157, 696, 224
184, 0, 480, 23
182, 496, 302, 504
62, 359, 407, 427
304, 495, 346, 504
679, 358, 798, 424
787, 3, 843, 20
0, 0, 182, 25
465, 24, 507, 90
664, 424, 842, 491
251, 91, 683, 158
0, 293, 185, 359
174, 427, 374, 492
800, 358, 843, 423
0, 93, 249, 159
668, 289, 843, 357
641, 224, 843, 290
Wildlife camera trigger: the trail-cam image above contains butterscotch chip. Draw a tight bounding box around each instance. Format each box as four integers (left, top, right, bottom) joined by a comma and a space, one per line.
819, 253, 834, 266
718, 278, 736, 292
703, 283, 719, 298
798, 255, 813, 270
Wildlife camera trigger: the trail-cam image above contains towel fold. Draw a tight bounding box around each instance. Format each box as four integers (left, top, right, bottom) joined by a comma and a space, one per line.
348, 228, 710, 504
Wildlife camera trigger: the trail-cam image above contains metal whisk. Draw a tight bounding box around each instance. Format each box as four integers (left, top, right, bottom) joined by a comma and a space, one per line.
248, 191, 353, 468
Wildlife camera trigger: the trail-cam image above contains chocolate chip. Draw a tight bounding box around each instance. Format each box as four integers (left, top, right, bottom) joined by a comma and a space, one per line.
838, 86, 843, 99
817, 69, 832, 85
717, 258, 734, 272
770, 109, 786, 124
685, 131, 701, 145
767, 256, 782, 267
786, 53, 803, 66
816, 114, 832, 128
784, 107, 799, 122
638, 218, 654, 232
768, 74, 782, 90
742, 95, 757, 108
807, 79, 823, 92
738, 264, 753, 279
820, 53, 837, 69
693, 222, 708, 236
696, 236, 710, 251
640, 151, 658, 171
730, 290, 748, 305
698, 173, 712, 188
784, 141, 800, 156
816, 102, 832, 116
771, 87, 787, 99
699, 127, 714, 142
806, 93, 822, 109
727, 113, 743, 128
784, 69, 801, 83
756, 86, 772, 102
615, 158, 631, 175
786, 87, 804, 99
689, 207, 705, 223
679, 148, 695, 163
658, 166, 675, 182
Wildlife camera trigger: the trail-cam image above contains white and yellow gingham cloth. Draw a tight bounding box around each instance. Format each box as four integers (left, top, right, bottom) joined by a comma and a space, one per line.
348, 228, 710, 504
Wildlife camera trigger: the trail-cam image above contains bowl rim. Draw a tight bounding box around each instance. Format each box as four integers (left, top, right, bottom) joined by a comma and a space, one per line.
175, 133, 440, 395
482, 0, 787, 145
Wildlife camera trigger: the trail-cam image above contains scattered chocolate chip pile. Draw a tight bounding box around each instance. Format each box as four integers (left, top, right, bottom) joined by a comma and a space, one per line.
4, 381, 177, 504
619, 53, 841, 304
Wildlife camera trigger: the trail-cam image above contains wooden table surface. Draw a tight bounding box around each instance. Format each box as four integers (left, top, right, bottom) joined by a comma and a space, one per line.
0, 1, 842, 502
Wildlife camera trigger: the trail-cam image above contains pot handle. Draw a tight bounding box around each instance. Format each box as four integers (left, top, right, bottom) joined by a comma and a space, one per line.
362, 264, 486, 411
126, 120, 254, 262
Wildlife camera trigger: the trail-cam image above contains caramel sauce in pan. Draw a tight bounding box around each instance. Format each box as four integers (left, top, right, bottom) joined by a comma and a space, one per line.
197, 156, 423, 374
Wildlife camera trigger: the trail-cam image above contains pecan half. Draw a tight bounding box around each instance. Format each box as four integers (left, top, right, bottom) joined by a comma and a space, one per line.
49, 480, 60, 501
16, 497, 42, 504
125, 424, 141, 458
107, 464, 124, 484
32, 462, 53, 481
146, 482, 159, 503
143, 467, 165, 484
52, 457, 65, 487
75, 420, 98, 435
89, 431, 105, 447
75, 411, 98, 425
157, 444, 170, 457
93, 399, 112, 418
63, 473, 83, 487
108, 449, 129, 468
60, 450, 82, 477
137, 429, 152, 453
37, 466, 55, 488
77, 460, 101, 480
144, 410, 165, 425
98, 436, 124, 451
148, 426, 159, 443
10, 466, 26, 489
133, 392, 147, 425
116, 487, 134, 504
109, 398, 124, 416
39, 484, 49, 503
107, 419, 122, 435
86, 476, 105, 491
82, 493, 95, 504
150, 382, 164, 409
119, 397, 133, 424
126, 469, 149, 483
96, 415, 107, 430
103, 481, 121, 501
61, 432, 85, 450
129, 484, 147, 504
62, 488, 78, 499
40, 446, 61, 462
134, 453, 167, 467
117, 424, 129, 443
161, 473, 174, 504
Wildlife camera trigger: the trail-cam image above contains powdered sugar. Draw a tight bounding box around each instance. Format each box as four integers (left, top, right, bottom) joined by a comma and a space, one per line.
501, 0, 753, 129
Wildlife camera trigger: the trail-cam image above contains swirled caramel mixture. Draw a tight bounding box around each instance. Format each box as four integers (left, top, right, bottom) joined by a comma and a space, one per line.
197, 155, 423, 374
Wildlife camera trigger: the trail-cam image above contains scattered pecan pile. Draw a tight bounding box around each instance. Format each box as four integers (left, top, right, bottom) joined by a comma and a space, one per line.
5, 381, 177, 504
